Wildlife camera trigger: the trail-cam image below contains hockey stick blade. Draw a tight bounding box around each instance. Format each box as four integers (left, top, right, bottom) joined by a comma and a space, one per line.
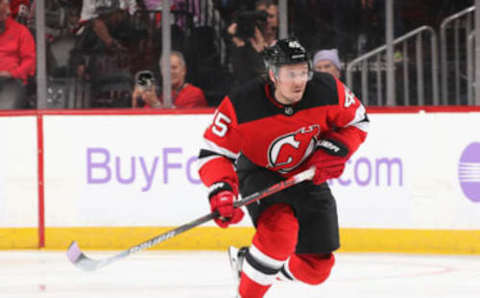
67, 241, 108, 271
66, 210, 217, 272
66, 167, 315, 272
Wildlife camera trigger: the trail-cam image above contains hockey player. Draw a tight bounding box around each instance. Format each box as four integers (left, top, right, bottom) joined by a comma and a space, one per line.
197, 37, 369, 297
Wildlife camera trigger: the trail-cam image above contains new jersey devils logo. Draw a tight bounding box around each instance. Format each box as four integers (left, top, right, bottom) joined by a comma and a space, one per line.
267, 125, 320, 173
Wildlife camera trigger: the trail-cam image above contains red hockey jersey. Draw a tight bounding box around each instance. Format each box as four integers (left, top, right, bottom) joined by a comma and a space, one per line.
198, 72, 369, 191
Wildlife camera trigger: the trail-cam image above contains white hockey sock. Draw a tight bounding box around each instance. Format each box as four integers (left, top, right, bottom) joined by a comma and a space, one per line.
242, 244, 285, 286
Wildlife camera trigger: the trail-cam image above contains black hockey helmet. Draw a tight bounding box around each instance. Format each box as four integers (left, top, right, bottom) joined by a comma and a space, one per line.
263, 37, 311, 68
263, 37, 313, 79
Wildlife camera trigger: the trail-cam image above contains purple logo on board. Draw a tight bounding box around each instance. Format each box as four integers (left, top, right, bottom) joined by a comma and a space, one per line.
458, 142, 480, 202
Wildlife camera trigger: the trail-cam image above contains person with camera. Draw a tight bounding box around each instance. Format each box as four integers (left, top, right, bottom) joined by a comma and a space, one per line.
131, 51, 207, 109
225, 0, 278, 86
197, 37, 369, 297
0, 0, 35, 110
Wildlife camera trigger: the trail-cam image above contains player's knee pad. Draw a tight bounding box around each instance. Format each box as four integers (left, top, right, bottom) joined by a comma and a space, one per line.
289, 253, 335, 285
252, 203, 299, 260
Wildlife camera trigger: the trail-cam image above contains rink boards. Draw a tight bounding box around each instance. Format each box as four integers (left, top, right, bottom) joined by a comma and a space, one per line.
1, 107, 480, 254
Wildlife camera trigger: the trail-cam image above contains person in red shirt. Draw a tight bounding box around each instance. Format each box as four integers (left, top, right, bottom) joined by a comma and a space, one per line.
131, 50, 208, 109
0, 0, 35, 109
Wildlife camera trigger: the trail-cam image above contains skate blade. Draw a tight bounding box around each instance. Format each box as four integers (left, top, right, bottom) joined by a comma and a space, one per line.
228, 246, 241, 283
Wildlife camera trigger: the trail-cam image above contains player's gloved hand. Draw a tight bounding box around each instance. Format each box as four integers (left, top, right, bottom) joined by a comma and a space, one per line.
306, 136, 350, 185
306, 151, 346, 184
209, 183, 244, 228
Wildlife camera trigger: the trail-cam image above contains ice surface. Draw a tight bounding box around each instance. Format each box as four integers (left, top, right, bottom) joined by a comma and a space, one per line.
1, 250, 479, 298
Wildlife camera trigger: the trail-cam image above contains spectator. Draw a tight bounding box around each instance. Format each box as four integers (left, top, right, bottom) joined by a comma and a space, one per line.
78, 0, 137, 50
9, 0, 29, 25
132, 51, 207, 108
0, 0, 35, 109
313, 49, 342, 79
71, 1, 128, 80
255, 0, 277, 46
225, 0, 278, 86
72, 0, 147, 107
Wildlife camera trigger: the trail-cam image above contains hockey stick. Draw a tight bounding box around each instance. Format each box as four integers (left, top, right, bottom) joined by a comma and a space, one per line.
66, 167, 315, 272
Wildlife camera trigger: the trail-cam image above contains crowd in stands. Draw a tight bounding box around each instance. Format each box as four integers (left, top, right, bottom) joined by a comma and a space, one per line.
0, 0, 474, 110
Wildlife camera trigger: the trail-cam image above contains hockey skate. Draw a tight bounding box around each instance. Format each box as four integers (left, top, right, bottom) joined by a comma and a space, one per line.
228, 246, 247, 283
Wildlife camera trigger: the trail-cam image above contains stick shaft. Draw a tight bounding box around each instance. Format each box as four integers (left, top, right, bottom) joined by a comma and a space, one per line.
68, 167, 315, 270
127, 167, 315, 255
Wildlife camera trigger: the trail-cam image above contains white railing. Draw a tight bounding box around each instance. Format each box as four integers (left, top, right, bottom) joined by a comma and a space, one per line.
440, 5, 475, 105
346, 26, 439, 106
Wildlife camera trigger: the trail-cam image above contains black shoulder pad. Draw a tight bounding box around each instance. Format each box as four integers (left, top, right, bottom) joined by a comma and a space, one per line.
229, 78, 283, 124
301, 72, 340, 108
